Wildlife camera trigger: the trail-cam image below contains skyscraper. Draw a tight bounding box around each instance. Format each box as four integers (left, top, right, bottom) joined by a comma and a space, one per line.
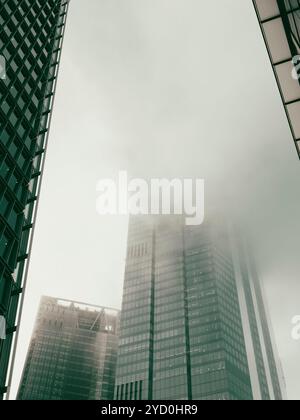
253, 0, 300, 158
114, 216, 284, 400
17, 297, 120, 400
0, 0, 70, 398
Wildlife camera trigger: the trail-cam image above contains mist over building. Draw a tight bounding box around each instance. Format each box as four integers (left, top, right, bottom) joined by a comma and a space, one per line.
114, 215, 285, 400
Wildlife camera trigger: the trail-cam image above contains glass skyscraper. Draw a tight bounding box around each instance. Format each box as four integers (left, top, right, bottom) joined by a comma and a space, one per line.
17, 297, 120, 400
114, 216, 285, 400
253, 0, 300, 157
0, 0, 69, 398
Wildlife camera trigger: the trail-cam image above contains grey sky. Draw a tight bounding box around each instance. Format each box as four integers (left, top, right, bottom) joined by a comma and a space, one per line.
10, 0, 300, 399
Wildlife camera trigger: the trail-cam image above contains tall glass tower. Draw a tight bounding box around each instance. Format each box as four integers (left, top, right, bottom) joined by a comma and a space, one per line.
114, 216, 285, 400
17, 297, 120, 400
0, 0, 70, 398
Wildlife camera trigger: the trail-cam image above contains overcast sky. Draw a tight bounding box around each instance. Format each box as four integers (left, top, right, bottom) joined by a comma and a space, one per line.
10, 0, 300, 400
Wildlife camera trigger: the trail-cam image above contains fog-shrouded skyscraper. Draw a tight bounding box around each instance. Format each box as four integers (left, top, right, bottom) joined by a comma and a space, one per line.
114, 216, 285, 400
253, 0, 300, 158
17, 297, 120, 400
0, 0, 69, 398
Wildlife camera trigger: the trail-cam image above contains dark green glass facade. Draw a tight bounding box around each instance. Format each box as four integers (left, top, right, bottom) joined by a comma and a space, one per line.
0, 0, 69, 398
17, 297, 120, 400
115, 216, 284, 400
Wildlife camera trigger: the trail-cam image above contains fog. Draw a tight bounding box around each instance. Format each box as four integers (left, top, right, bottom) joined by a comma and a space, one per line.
10, 0, 300, 399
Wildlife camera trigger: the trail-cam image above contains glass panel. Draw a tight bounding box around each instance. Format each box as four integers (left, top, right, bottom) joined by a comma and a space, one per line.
254, 0, 280, 20
287, 101, 300, 138
263, 18, 292, 62
275, 61, 300, 102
